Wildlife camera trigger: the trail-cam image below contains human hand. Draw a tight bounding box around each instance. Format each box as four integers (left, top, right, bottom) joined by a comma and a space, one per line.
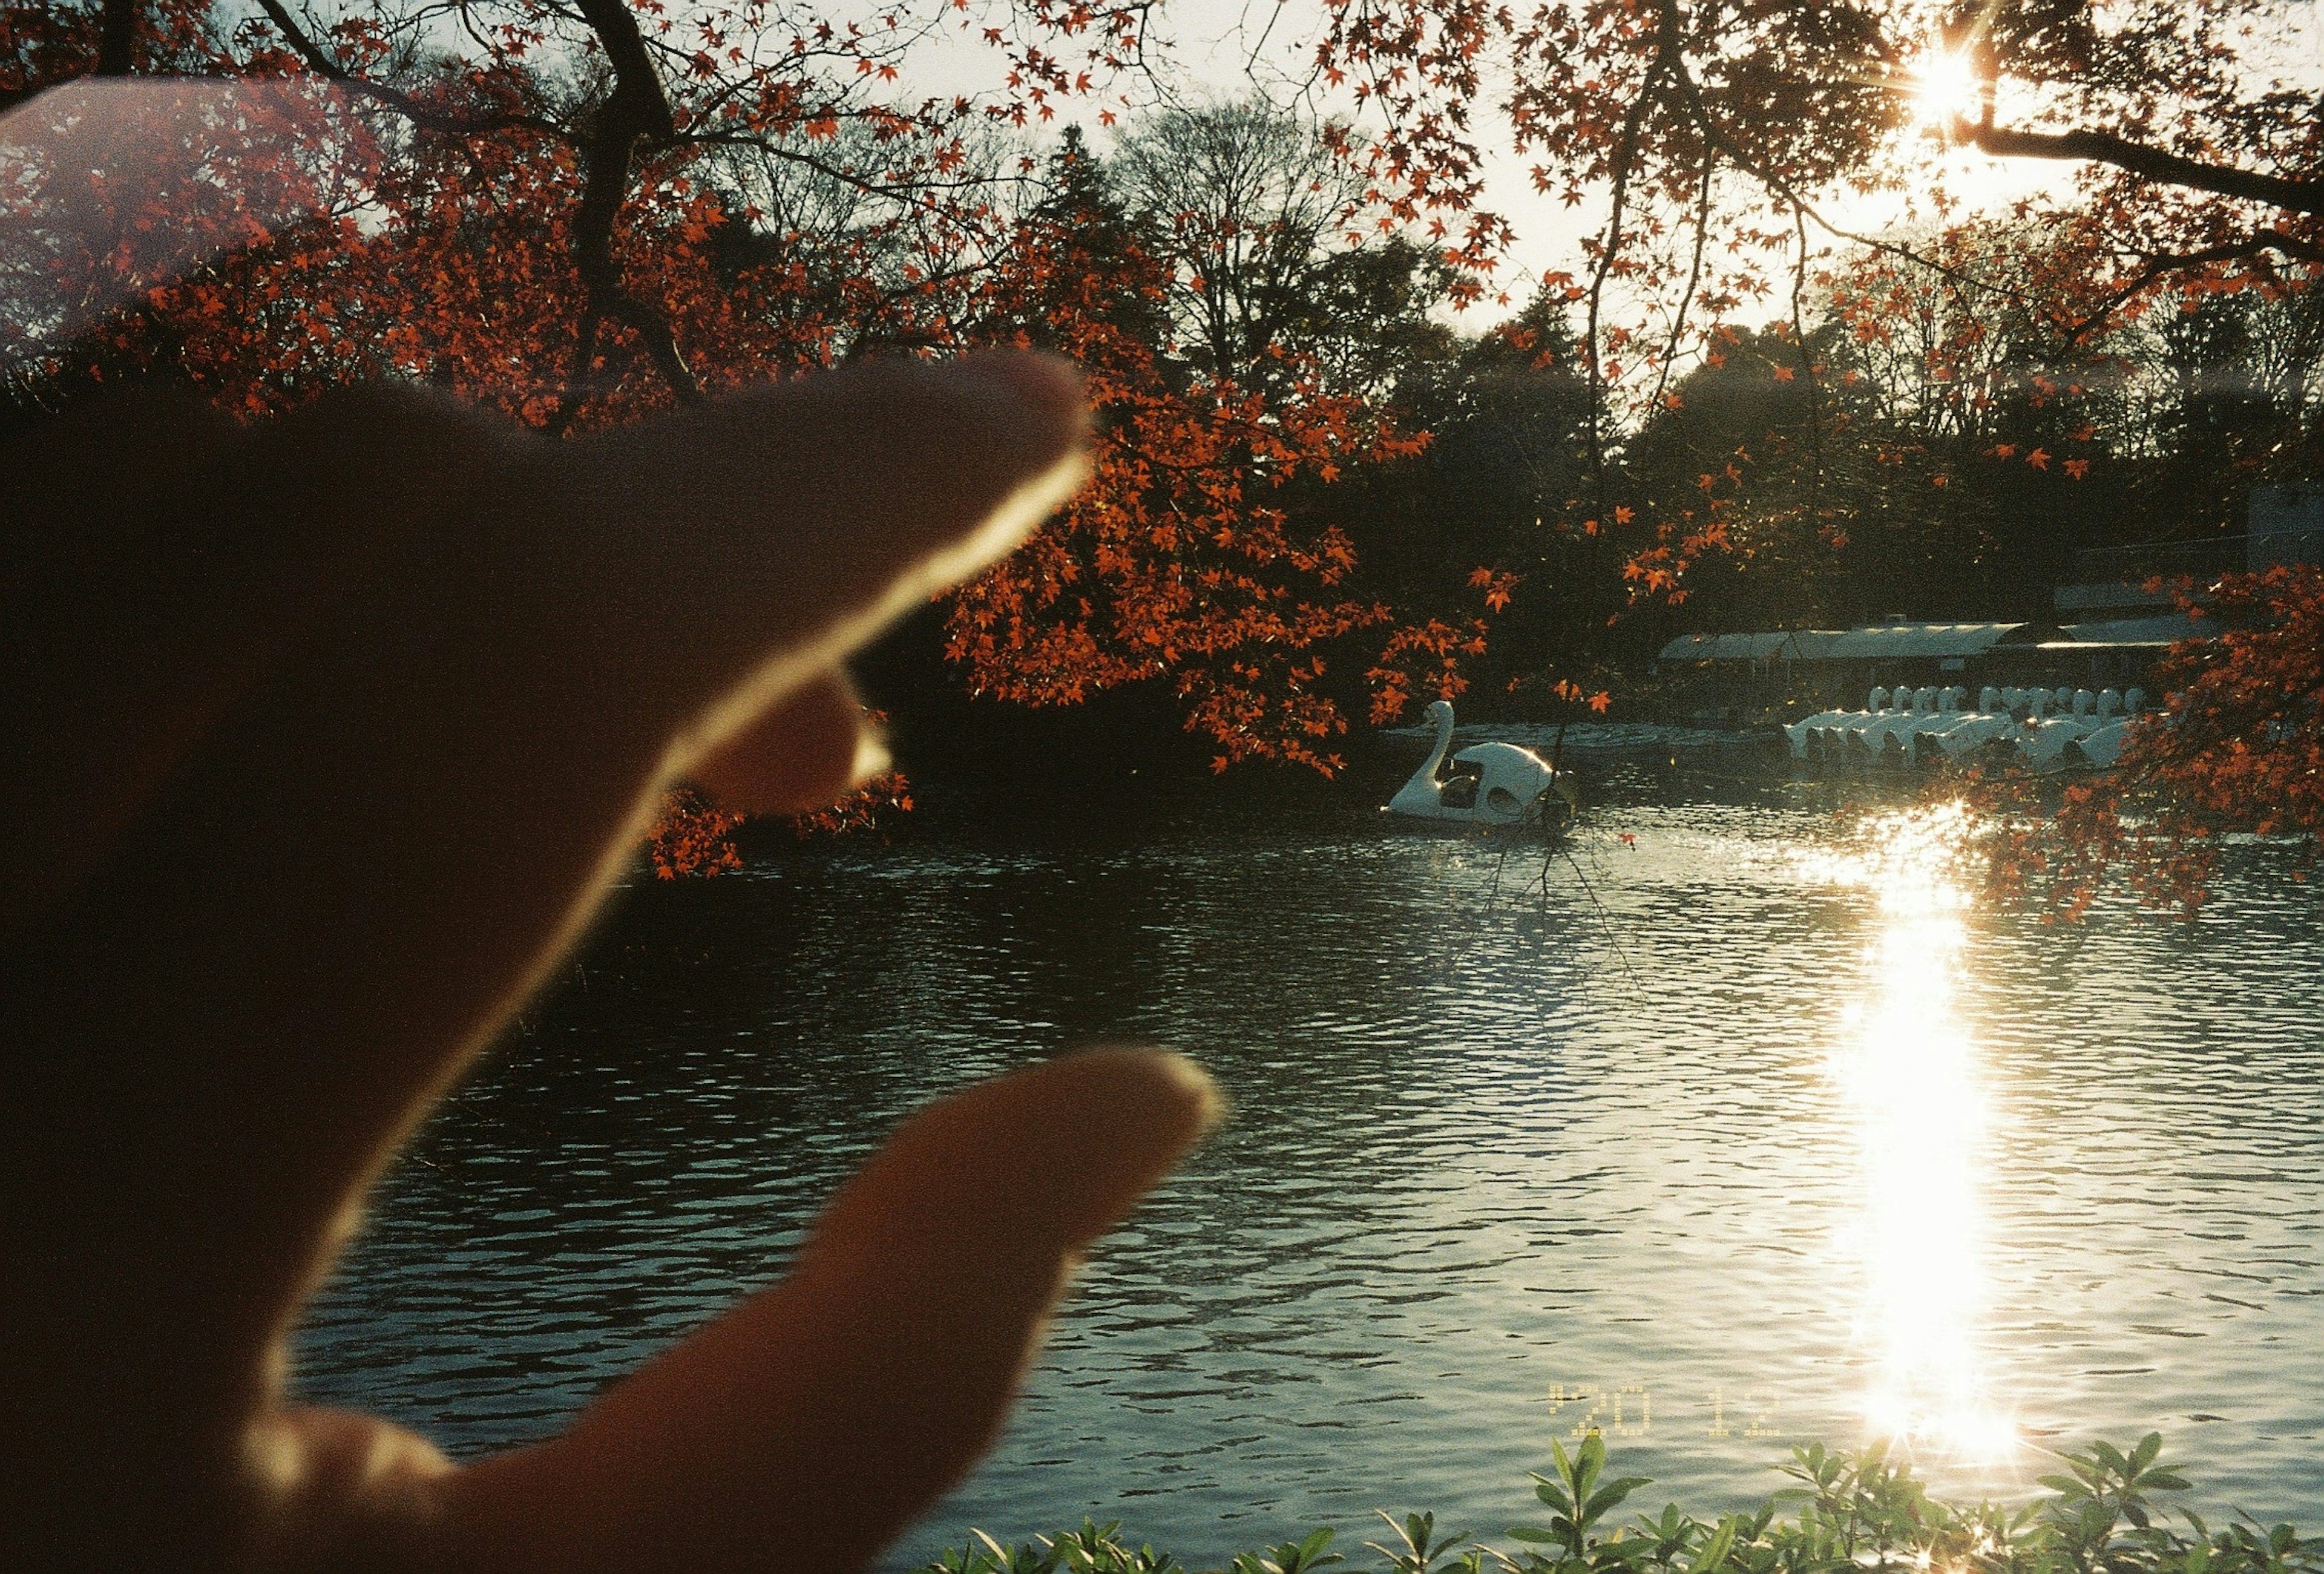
1, 353, 1222, 1570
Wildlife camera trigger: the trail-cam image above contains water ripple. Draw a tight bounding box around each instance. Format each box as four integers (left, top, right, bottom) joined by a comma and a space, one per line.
295, 778, 2324, 1567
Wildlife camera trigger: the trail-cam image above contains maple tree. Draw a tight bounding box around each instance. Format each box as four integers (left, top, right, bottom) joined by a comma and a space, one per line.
12, 0, 2323, 878
4, 0, 1029, 874
1609, 232, 2130, 631
943, 122, 1492, 775
1308, 0, 2320, 374
2, 0, 1025, 422
1300, 0, 2319, 609
1294, 0, 2324, 881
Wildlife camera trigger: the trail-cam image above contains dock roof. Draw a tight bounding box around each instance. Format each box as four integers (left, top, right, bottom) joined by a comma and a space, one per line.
1655, 629, 1843, 662
1658, 621, 2057, 663
2047, 613, 2208, 648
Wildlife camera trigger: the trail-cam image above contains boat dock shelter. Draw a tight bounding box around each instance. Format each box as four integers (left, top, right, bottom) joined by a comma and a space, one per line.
1655, 614, 2206, 719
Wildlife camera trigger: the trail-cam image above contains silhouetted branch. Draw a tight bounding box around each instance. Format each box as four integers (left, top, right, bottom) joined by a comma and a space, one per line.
1644, 150, 1716, 419
252, 0, 562, 140
1789, 205, 1823, 542
2060, 234, 2324, 345
1655, 36, 2032, 311
554, 0, 701, 428
1963, 116, 2324, 216
1581, 12, 1675, 510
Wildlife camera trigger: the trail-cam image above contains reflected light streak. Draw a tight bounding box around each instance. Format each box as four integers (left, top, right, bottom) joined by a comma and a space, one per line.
1808, 804, 2017, 1463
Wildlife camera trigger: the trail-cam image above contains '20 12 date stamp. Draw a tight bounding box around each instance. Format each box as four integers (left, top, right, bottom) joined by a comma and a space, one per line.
1544, 1385, 1781, 1440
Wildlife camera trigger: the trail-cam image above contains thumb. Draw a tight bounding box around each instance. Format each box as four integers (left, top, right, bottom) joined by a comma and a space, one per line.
440, 1049, 1223, 1573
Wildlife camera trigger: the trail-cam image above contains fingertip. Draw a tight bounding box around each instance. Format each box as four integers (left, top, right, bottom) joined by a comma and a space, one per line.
439, 1048, 1217, 1572
1031, 1046, 1225, 1179
1057, 1048, 1224, 1235
845, 1047, 1223, 1255
992, 1048, 1223, 1244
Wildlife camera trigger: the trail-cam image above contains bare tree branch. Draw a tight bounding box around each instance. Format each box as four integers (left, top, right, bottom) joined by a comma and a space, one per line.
555, 0, 703, 428
1963, 116, 2324, 217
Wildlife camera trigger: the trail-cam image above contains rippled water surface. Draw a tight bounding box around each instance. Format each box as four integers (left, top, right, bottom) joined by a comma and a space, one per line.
298, 749, 2324, 1563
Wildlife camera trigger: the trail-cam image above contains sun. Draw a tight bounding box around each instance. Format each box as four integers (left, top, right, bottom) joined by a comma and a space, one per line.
1910, 49, 1984, 130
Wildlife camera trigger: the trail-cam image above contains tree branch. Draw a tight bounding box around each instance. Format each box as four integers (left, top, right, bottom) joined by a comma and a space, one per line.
1789, 205, 1823, 543
555, 0, 701, 427
1963, 117, 2324, 216
1644, 149, 1715, 420
672, 130, 997, 200
1656, 44, 2032, 312
1581, 13, 1676, 512
0, 0, 141, 102
571, 0, 672, 140
252, 0, 562, 140
2060, 234, 2324, 346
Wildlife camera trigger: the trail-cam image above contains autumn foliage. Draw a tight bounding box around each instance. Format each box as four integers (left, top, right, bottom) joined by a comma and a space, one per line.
2, 0, 1529, 874
940, 144, 1437, 776
8, 0, 2322, 880
647, 787, 746, 880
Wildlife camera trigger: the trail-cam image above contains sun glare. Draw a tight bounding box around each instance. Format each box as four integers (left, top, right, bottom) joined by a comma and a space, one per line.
1809, 805, 2018, 1465
1910, 50, 1984, 129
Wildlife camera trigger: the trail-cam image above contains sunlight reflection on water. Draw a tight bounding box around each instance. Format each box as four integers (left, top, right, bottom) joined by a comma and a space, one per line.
1808, 803, 2014, 1464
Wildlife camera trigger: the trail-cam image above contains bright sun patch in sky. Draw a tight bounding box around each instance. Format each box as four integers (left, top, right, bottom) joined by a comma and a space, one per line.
1910, 50, 1985, 128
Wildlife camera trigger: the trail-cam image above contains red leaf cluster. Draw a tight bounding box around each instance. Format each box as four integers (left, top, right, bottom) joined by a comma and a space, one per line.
1974, 566, 2324, 917
944, 175, 1445, 777
646, 786, 746, 879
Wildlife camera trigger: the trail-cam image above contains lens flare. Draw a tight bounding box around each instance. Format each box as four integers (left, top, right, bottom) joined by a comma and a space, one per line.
1806, 804, 2017, 1463
1911, 49, 1985, 128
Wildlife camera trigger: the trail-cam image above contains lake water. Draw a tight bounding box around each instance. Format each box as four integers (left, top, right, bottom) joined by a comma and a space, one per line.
296, 736, 2324, 1566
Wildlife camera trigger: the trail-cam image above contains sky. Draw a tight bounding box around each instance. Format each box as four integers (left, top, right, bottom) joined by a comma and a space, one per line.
901, 0, 2324, 329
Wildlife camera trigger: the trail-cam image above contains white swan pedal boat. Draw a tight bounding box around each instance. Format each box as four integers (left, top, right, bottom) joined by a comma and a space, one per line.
1385, 700, 1577, 835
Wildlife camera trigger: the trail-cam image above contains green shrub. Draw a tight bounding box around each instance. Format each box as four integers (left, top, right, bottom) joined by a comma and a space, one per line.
923, 1434, 2316, 1574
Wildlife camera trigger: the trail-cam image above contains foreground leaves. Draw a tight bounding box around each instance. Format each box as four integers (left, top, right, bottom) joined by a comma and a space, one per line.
927, 1436, 2316, 1574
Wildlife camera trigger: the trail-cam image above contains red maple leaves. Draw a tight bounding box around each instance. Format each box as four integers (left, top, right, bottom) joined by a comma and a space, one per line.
1978, 566, 2324, 916
944, 192, 1442, 778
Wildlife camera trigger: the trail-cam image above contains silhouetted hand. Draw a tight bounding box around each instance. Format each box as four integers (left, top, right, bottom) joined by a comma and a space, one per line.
1, 353, 1222, 1570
